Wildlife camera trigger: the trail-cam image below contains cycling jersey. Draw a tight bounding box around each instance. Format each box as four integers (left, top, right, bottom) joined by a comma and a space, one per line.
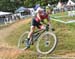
35, 13, 48, 22
31, 12, 49, 28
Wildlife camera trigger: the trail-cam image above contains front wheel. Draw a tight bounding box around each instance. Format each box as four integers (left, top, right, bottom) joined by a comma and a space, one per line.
36, 32, 57, 54
18, 31, 29, 50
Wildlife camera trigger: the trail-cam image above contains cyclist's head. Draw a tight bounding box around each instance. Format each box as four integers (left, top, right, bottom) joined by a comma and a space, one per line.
46, 5, 53, 14
35, 7, 44, 14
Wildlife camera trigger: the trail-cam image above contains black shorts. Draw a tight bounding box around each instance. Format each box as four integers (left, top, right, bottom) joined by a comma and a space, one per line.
31, 19, 41, 28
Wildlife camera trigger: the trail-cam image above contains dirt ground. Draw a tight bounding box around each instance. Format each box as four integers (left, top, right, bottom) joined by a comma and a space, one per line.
0, 18, 31, 47
0, 18, 32, 59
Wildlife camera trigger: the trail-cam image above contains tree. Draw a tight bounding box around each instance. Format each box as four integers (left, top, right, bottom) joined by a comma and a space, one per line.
0, 0, 69, 12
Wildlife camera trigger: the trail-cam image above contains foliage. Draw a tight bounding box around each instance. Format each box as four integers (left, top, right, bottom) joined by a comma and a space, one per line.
0, 0, 72, 12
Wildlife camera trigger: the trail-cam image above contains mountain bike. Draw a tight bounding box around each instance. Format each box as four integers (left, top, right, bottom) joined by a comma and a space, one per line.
18, 24, 57, 54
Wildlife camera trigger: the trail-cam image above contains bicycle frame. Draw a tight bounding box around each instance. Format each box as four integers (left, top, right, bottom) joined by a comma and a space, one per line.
32, 25, 49, 41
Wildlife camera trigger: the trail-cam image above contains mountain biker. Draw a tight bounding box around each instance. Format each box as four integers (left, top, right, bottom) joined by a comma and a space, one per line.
26, 7, 52, 49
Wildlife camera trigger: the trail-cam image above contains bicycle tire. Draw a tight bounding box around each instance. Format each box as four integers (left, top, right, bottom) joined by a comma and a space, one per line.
36, 32, 57, 54
18, 31, 29, 50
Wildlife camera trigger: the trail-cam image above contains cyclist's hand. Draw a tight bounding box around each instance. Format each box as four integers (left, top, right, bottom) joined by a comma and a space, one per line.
46, 24, 55, 31
46, 24, 50, 26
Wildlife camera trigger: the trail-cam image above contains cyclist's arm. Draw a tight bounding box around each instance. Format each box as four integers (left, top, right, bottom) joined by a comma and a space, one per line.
40, 16, 50, 25
37, 13, 41, 20
47, 15, 55, 31
46, 15, 51, 25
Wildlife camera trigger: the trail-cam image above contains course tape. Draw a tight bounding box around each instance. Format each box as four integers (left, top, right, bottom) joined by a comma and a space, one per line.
51, 17, 75, 24
51, 15, 68, 18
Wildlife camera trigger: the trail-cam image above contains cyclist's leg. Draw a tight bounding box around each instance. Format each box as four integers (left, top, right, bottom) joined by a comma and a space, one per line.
26, 26, 35, 48
28, 18, 36, 40
28, 26, 35, 39
39, 25, 46, 30
26, 19, 36, 48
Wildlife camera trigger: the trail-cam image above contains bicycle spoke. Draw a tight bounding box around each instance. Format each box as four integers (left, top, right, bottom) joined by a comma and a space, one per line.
36, 32, 57, 54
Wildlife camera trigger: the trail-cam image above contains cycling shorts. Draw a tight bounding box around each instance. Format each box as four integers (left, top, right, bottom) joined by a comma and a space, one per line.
31, 19, 41, 28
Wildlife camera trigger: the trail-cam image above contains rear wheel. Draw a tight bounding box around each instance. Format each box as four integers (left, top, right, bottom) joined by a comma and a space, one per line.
18, 31, 29, 50
36, 32, 57, 54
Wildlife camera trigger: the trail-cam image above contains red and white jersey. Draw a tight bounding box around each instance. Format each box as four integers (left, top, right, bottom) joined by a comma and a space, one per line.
35, 12, 48, 22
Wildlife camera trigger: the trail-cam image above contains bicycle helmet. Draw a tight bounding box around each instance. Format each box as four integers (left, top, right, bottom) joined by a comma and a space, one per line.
35, 7, 44, 13
46, 5, 53, 13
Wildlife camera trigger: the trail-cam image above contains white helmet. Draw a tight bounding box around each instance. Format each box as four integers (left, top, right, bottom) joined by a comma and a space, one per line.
35, 7, 44, 13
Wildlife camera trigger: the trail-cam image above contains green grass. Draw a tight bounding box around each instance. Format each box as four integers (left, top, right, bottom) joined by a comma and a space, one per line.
51, 12, 75, 22
6, 22, 30, 46
4, 13, 75, 58
52, 22, 75, 54
51, 12, 68, 16
16, 51, 38, 59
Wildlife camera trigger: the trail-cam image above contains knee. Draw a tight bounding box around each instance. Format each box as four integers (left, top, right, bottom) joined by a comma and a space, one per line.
30, 26, 35, 33
30, 30, 34, 33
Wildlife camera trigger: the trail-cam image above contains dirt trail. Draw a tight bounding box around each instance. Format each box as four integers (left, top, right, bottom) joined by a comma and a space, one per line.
0, 18, 33, 59
0, 18, 31, 47
0, 47, 36, 59
0, 47, 22, 59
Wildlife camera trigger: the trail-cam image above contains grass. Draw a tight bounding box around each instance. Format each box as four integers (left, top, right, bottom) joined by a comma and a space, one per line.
4, 12, 75, 58
6, 22, 30, 46
52, 22, 75, 54
51, 12, 68, 16
16, 51, 38, 59
51, 12, 75, 22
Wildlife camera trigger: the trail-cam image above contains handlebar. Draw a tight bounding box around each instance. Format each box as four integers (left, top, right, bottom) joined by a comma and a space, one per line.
46, 24, 55, 31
